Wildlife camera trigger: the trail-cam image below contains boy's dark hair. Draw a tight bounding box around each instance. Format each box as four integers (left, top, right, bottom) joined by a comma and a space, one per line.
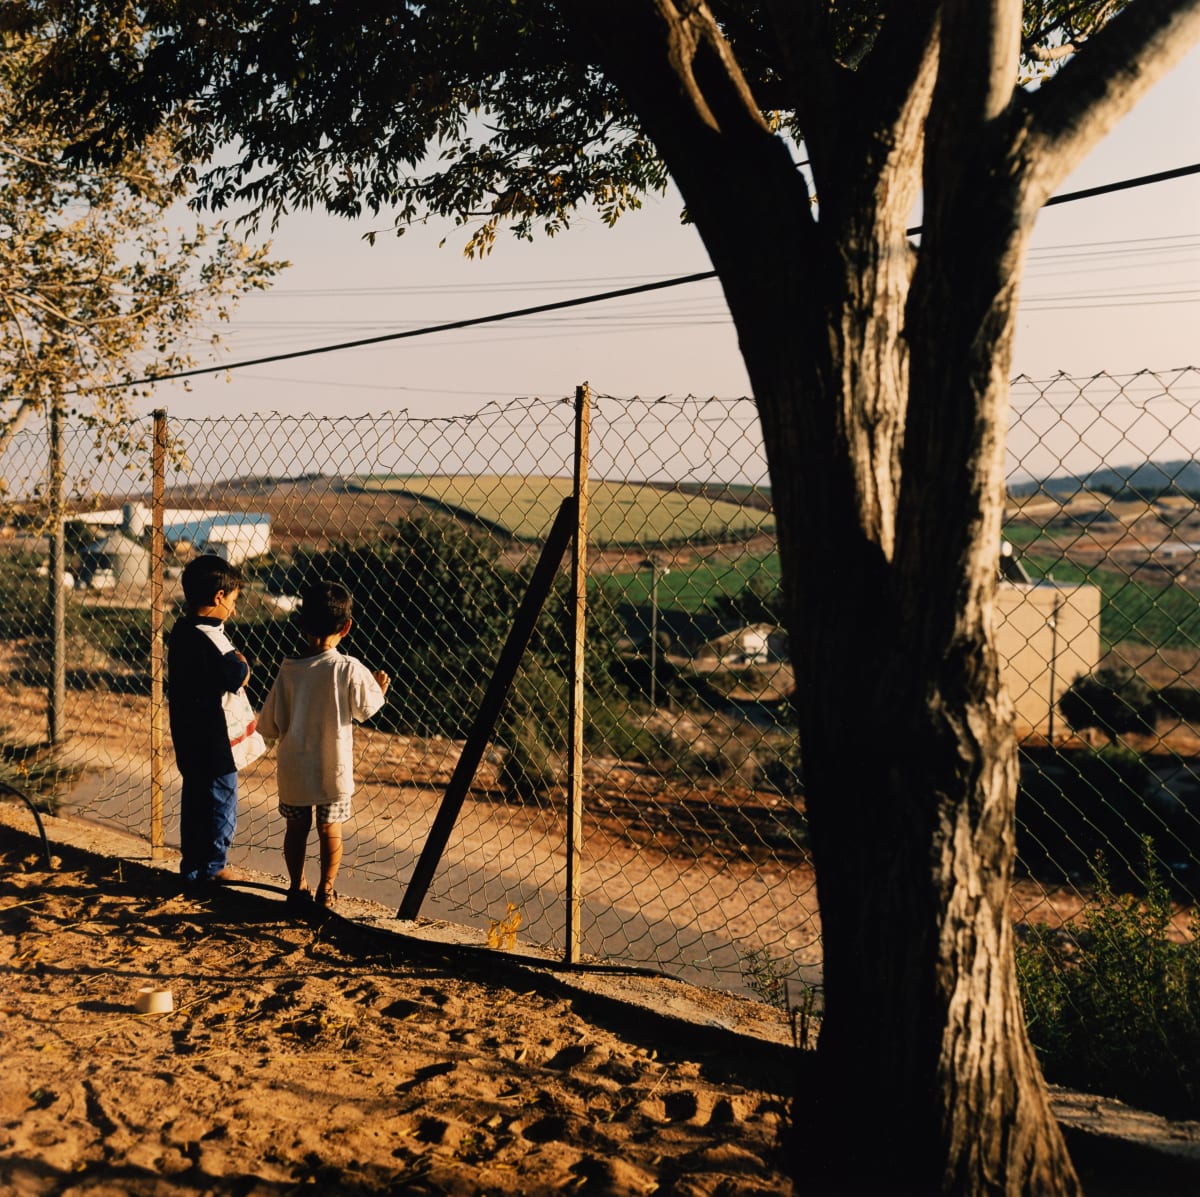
299, 580, 352, 638
181, 554, 244, 608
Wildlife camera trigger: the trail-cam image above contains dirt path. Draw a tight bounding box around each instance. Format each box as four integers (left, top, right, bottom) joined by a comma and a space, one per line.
6, 677, 1185, 1000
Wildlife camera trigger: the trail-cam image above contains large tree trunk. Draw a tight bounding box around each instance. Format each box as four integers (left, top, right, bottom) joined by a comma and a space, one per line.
718, 238, 1080, 1190
664, 74, 1081, 1183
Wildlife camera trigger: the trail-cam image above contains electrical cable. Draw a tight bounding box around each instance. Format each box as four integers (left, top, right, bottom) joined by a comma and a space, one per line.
100, 161, 1200, 392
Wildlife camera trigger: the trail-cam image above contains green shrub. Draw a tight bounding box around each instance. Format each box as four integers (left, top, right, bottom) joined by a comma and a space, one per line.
740, 946, 794, 1011
1155, 683, 1200, 723
1016, 744, 1197, 889
758, 734, 804, 796
1058, 664, 1156, 742
245, 521, 635, 744
585, 699, 666, 764
0, 743, 86, 813
251, 523, 522, 736
706, 572, 787, 630
1017, 845, 1200, 1119
84, 609, 152, 669
497, 663, 564, 802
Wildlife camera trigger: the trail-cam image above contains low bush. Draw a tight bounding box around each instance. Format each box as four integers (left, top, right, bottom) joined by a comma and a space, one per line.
1017, 744, 1199, 889
497, 663, 565, 802
1058, 664, 1156, 742
757, 734, 804, 796
1156, 683, 1200, 722
585, 699, 670, 765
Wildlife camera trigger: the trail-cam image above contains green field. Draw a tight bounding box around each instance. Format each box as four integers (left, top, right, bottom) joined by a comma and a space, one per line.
349, 474, 775, 547
1021, 551, 1200, 651
598, 551, 782, 615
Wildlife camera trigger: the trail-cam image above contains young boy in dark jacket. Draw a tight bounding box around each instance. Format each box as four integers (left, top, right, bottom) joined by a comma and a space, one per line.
168, 554, 251, 887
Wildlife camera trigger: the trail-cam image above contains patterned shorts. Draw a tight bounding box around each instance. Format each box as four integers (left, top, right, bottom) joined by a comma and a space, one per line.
278, 798, 353, 826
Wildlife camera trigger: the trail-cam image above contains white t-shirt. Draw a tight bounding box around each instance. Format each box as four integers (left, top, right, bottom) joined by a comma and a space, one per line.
258, 650, 386, 806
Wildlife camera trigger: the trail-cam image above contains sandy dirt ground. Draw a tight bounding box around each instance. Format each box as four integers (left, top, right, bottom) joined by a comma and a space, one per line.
6, 821, 1200, 1197
5, 665, 1200, 1193
0, 830, 798, 1197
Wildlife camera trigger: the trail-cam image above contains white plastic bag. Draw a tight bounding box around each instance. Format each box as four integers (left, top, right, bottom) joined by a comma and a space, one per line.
224, 686, 267, 770
193, 621, 267, 770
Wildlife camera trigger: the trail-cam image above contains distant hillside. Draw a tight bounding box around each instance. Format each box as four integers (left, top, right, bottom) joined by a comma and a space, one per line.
1009, 460, 1200, 499
669, 481, 773, 512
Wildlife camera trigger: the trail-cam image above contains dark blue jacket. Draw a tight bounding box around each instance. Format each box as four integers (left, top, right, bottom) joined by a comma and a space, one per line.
167, 615, 250, 779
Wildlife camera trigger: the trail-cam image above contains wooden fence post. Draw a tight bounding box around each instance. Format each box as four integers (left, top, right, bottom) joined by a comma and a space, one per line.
47, 392, 66, 746
150, 410, 166, 858
565, 384, 589, 963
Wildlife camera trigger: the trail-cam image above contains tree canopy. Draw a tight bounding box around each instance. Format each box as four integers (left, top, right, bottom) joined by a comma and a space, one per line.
0, 17, 283, 467
16, 2, 1174, 255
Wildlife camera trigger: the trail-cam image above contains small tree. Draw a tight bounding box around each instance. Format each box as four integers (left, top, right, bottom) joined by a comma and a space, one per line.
0, 24, 283, 460
1059, 665, 1157, 743
1017, 845, 1200, 1120
1, 19, 281, 744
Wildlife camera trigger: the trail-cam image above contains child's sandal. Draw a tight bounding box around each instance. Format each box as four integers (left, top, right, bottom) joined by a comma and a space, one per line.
285, 887, 313, 914
315, 889, 337, 912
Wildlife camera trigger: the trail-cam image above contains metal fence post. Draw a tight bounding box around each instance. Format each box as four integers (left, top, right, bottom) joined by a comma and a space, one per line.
150, 410, 166, 857
565, 383, 590, 964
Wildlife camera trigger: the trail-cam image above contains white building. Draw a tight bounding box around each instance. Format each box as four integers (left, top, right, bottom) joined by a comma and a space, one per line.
70, 505, 272, 566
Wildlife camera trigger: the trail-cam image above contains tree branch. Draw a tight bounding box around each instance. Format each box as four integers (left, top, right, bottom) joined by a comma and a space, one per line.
658, 0, 773, 136
759, 0, 841, 115
760, 1, 942, 163
8, 289, 102, 329
575, 1, 807, 215
1022, 0, 1125, 61
1, 295, 34, 366
0, 140, 54, 168
1027, 0, 1200, 200
0, 395, 40, 459
937, 0, 1025, 128
1025, 38, 1080, 62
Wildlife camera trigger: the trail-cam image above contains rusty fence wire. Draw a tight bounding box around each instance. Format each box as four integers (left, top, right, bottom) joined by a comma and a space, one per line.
1, 372, 1199, 1028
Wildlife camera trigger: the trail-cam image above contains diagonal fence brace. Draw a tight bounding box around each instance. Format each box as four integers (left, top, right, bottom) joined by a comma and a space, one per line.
397, 497, 577, 920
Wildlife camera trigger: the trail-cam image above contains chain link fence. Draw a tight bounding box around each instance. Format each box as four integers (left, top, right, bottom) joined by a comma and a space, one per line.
1, 373, 1198, 1036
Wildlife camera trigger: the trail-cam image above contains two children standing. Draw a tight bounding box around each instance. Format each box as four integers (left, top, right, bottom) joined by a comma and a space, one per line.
168, 556, 388, 907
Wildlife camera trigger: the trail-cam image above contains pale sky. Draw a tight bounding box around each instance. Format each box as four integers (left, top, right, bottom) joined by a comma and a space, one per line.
149, 42, 1199, 474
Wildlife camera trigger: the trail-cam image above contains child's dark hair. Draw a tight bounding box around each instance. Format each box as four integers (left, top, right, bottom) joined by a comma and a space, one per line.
299, 581, 352, 638
181, 554, 244, 608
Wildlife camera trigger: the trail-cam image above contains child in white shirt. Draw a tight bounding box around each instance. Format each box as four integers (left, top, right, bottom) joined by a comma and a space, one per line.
258, 580, 389, 912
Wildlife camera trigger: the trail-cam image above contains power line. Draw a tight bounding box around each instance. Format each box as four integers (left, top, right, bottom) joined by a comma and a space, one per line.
113, 271, 719, 388
107, 161, 1200, 391
256, 273, 693, 298
244, 236, 1200, 300
1041, 162, 1200, 206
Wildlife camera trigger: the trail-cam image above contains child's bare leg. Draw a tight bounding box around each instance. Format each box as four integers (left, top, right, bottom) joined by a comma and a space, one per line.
283, 817, 311, 893
317, 822, 343, 898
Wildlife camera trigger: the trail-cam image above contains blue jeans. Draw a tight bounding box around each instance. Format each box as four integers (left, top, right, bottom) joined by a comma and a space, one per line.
179, 771, 239, 883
